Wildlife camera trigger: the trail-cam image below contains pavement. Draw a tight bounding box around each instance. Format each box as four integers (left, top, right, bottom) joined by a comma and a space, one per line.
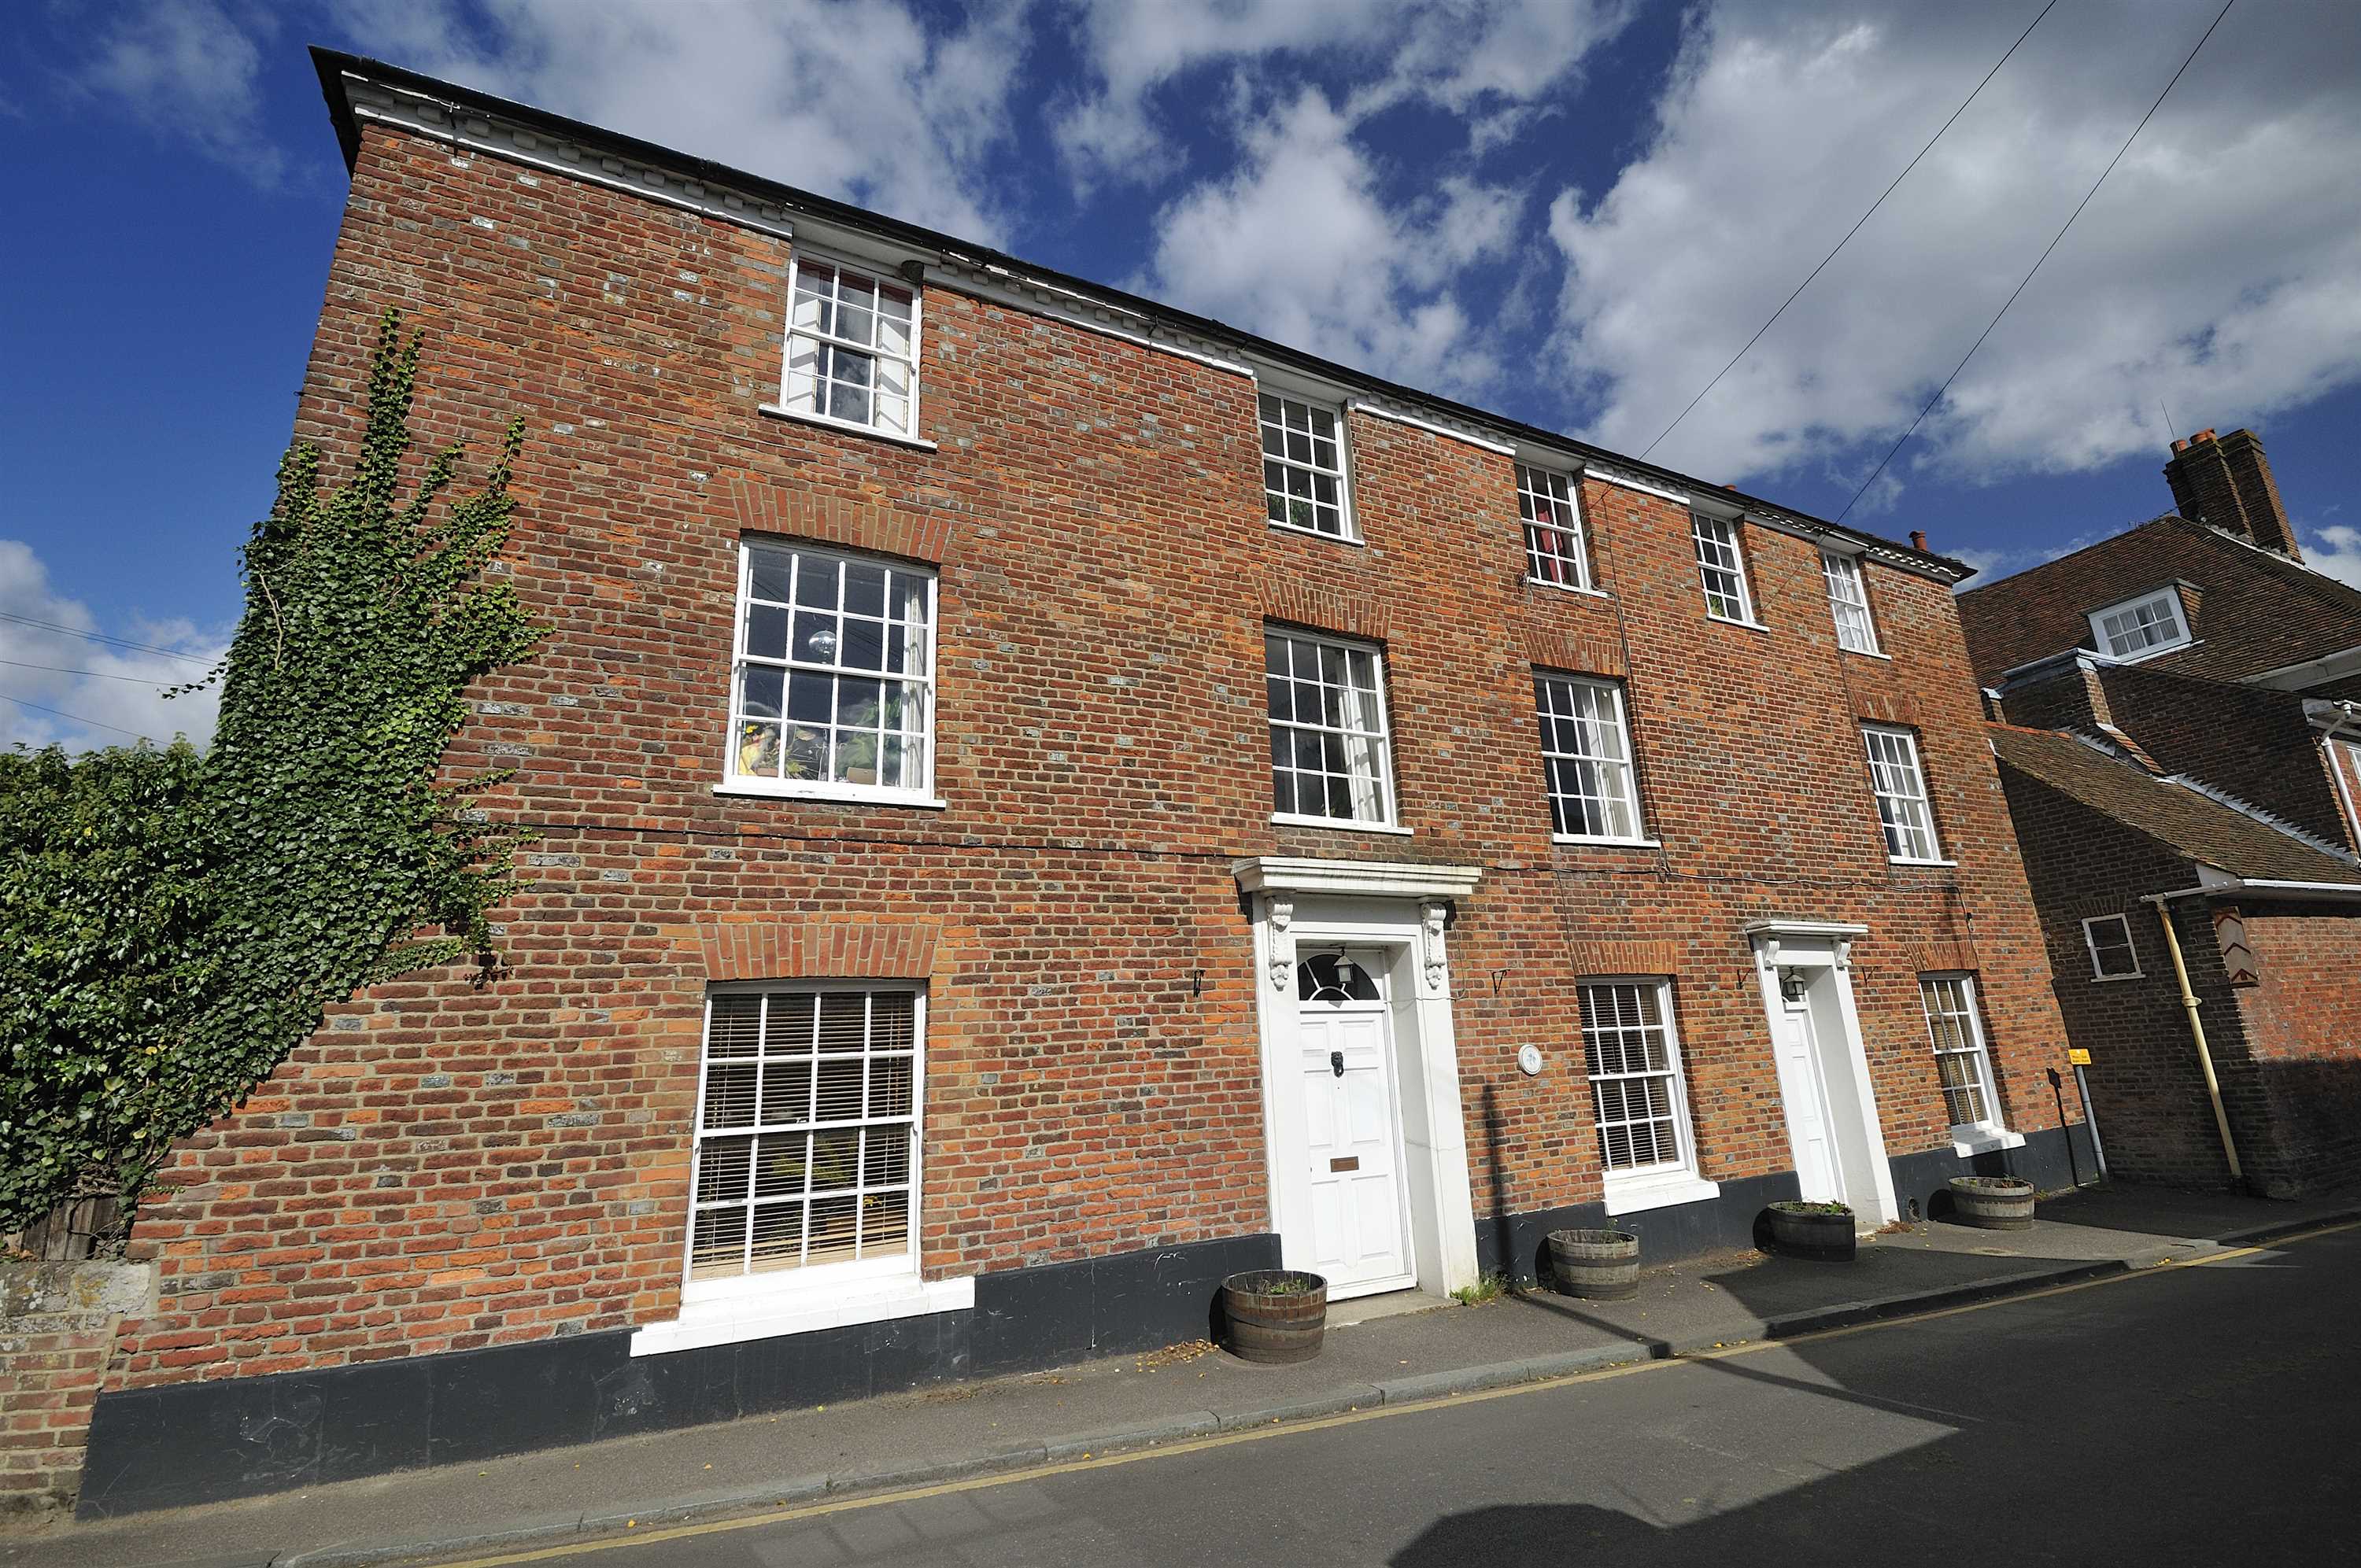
5, 1182, 2354, 1568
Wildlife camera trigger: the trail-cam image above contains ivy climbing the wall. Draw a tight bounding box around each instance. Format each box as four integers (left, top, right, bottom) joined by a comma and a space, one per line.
0, 311, 540, 1245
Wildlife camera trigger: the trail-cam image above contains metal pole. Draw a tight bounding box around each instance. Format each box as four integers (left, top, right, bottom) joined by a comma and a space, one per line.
2073, 1062, 2108, 1181
2152, 898, 2243, 1183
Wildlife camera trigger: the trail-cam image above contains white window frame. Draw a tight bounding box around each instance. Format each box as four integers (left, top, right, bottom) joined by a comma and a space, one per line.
1822, 549, 1881, 655
722, 539, 940, 806
2330, 734, 2361, 849
2086, 587, 2190, 662
1265, 626, 1399, 830
1535, 672, 1648, 844
1863, 723, 1945, 863
2081, 913, 2143, 980
1578, 978, 1717, 1214
778, 250, 922, 441
1258, 391, 1356, 541
681, 982, 926, 1307
1690, 513, 1757, 625
1918, 973, 2008, 1138
1519, 464, 1592, 591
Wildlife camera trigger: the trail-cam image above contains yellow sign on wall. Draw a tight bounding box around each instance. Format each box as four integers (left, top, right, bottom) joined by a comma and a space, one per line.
2067, 1047, 2093, 1066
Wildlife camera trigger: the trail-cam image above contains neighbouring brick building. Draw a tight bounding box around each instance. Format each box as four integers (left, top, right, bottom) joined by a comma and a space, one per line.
37, 51, 2089, 1516
1964, 427, 2361, 1200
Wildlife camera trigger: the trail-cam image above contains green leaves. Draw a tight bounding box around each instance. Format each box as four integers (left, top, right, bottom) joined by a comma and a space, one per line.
1, 311, 539, 1244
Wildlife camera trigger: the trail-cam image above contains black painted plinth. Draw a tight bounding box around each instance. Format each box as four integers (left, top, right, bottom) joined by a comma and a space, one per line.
77, 1230, 1280, 1518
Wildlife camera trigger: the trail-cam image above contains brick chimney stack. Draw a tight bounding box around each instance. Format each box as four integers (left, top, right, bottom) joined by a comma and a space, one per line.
2163, 426, 2300, 560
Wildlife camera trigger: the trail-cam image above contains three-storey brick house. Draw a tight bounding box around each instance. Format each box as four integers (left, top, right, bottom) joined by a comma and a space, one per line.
56, 51, 2088, 1515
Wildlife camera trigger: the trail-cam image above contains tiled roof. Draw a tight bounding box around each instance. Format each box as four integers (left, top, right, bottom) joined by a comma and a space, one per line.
1990, 725, 2361, 886
1957, 515, 2361, 686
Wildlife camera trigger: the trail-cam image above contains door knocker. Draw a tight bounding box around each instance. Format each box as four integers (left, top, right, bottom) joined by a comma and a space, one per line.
1330, 1050, 1346, 1078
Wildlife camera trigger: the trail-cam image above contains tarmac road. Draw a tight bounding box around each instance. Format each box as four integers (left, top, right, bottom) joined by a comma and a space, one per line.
449, 1220, 2361, 1566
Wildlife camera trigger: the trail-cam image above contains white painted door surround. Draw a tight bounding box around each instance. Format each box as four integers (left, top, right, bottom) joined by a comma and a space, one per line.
1236, 858, 1483, 1301
1744, 920, 1899, 1229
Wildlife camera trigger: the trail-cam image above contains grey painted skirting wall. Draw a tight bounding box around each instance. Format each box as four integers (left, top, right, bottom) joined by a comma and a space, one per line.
77, 1231, 1280, 1518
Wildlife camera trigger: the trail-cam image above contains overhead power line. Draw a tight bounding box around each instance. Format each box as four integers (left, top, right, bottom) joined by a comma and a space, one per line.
1639, 0, 2063, 460
0, 657, 176, 684
0, 690, 156, 743
0, 609, 216, 665
1837, 0, 2238, 523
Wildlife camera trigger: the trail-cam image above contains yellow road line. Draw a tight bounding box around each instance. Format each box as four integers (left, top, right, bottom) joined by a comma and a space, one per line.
431, 1216, 2361, 1567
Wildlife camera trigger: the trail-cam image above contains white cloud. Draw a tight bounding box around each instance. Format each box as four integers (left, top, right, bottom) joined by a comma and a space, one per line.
1133, 89, 1522, 392
327, 0, 1033, 240
1550, 1, 2361, 503
0, 542, 226, 754
72, 0, 284, 183
2304, 525, 2361, 592
1053, 0, 1633, 188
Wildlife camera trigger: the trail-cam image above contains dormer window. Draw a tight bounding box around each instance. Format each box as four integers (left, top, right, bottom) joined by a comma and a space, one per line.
2088, 587, 2190, 661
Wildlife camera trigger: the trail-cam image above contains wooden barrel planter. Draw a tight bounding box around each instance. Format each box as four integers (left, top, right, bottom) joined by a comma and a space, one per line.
1764, 1201, 1857, 1263
1548, 1228, 1640, 1301
1949, 1175, 2036, 1230
1220, 1270, 1328, 1364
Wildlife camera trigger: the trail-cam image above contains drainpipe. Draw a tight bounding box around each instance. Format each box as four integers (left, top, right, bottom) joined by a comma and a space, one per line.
2147, 895, 2244, 1183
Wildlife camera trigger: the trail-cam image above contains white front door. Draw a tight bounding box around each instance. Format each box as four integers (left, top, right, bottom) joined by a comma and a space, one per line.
1771, 994, 1842, 1203
1294, 954, 1413, 1297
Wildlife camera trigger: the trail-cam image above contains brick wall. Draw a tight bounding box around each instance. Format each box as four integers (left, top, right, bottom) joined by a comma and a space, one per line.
2230, 906, 2361, 1194
2088, 664, 2348, 847
94, 123, 2078, 1408
1995, 765, 2236, 1187
1, 1263, 150, 1512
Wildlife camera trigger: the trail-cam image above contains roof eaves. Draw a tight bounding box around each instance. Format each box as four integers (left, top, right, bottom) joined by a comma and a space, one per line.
309, 46, 1969, 585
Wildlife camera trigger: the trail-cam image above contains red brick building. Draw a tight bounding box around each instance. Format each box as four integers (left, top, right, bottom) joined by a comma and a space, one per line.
1964, 428, 2361, 1201
52, 52, 2087, 1515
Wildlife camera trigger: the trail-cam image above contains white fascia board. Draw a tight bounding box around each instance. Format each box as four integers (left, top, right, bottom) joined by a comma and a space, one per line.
929, 262, 1253, 378
1583, 468, 1694, 508
2146, 874, 2361, 904
345, 78, 799, 240
2251, 642, 2361, 692
1232, 856, 1483, 902
1347, 400, 1517, 457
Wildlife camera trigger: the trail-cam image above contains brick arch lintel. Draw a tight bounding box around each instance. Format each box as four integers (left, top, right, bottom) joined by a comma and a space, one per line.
1256, 581, 1390, 644
697, 917, 943, 981
728, 479, 956, 566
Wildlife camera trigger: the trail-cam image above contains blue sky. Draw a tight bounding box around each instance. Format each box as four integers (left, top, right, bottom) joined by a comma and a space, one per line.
6, 0, 2359, 751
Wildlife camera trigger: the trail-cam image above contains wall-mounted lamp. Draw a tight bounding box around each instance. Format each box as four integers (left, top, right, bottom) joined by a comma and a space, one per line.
1779, 967, 1810, 1004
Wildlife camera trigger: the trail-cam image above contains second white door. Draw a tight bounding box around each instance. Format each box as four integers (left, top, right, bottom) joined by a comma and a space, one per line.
1771, 995, 1844, 1203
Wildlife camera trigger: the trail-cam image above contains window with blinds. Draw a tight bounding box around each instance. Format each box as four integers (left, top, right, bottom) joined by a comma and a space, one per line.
688, 987, 922, 1286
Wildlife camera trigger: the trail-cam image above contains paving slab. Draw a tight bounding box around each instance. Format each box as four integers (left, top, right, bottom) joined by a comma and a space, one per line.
6, 1183, 2352, 1568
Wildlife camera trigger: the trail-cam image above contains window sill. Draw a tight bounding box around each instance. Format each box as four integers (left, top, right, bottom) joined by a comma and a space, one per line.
1889, 856, 1959, 869
1706, 614, 1770, 633
1272, 812, 1412, 836
1602, 1173, 1722, 1217
630, 1271, 975, 1357
1526, 578, 1611, 600
716, 779, 948, 808
1842, 647, 1892, 662
1552, 834, 1661, 849
758, 403, 939, 452
1267, 521, 1365, 548
2089, 972, 2144, 983
1950, 1126, 2027, 1159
